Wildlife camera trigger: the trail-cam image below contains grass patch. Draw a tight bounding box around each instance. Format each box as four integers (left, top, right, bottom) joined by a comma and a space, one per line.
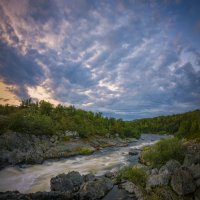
140, 137, 185, 168
145, 186, 179, 200
74, 147, 94, 154
63, 135, 71, 141
118, 166, 147, 188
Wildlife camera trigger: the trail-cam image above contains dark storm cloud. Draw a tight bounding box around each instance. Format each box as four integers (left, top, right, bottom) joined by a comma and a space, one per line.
0, 0, 200, 119
0, 41, 44, 97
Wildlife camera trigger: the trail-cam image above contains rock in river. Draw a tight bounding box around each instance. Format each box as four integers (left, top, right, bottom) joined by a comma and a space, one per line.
79, 177, 113, 200
51, 171, 84, 192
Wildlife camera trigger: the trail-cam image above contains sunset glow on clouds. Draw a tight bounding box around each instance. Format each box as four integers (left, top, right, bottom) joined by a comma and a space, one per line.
0, 0, 200, 119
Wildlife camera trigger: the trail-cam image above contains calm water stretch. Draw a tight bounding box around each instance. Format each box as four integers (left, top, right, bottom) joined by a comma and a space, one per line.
0, 134, 169, 193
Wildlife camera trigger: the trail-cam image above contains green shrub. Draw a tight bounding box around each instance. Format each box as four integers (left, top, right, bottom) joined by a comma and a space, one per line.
145, 186, 179, 200
9, 112, 55, 135
74, 147, 94, 154
141, 137, 185, 168
63, 135, 71, 141
118, 166, 147, 187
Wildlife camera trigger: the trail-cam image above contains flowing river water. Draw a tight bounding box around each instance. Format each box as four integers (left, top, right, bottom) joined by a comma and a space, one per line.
0, 134, 169, 193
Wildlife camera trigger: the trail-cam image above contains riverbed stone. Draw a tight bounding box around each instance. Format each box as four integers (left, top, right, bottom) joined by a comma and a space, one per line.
150, 168, 159, 175
171, 167, 196, 195
102, 185, 135, 200
129, 149, 139, 156
188, 164, 200, 180
50, 171, 83, 192
79, 177, 113, 200
119, 181, 144, 200
159, 160, 181, 175
83, 173, 96, 182
194, 187, 200, 200
147, 173, 170, 189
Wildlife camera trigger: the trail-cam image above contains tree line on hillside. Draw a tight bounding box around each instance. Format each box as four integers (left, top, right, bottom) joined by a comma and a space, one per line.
130, 110, 200, 139
0, 99, 140, 138
0, 99, 199, 139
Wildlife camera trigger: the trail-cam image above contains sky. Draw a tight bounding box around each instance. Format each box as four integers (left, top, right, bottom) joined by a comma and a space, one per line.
0, 0, 200, 120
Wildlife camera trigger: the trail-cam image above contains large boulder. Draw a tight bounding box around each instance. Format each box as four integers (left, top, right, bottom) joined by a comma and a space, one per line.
183, 142, 200, 167
119, 181, 144, 200
147, 186, 179, 200
51, 171, 84, 192
83, 173, 96, 182
184, 153, 200, 167
102, 185, 135, 200
188, 164, 200, 187
195, 187, 200, 200
188, 164, 200, 180
147, 173, 170, 188
171, 168, 196, 195
159, 160, 181, 175
150, 168, 159, 175
79, 177, 113, 200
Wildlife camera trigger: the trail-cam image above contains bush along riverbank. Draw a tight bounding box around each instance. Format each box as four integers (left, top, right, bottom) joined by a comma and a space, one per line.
1, 137, 199, 200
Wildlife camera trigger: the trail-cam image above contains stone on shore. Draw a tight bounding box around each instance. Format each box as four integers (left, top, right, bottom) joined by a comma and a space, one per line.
159, 160, 181, 175
50, 171, 84, 192
171, 167, 196, 195
79, 177, 113, 200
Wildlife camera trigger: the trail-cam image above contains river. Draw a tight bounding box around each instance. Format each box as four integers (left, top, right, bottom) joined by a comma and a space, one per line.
0, 134, 169, 193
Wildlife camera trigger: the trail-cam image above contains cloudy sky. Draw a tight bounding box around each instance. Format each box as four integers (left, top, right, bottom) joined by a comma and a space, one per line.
0, 0, 200, 120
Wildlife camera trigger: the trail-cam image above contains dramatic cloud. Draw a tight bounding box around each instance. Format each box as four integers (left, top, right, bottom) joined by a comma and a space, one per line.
0, 0, 200, 119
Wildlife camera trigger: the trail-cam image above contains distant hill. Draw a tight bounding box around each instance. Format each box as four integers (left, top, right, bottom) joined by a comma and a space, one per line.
131, 110, 200, 139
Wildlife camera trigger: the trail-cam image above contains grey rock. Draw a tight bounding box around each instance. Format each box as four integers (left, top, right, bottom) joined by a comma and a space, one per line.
196, 178, 200, 187
159, 160, 181, 175
129, 149, 139, 156
79, 177, 113, 200
51, 171, 83, 192
105, 171, 115, 179
171, 168, 196, 195
102, 185, 135, 200
188, 164, 200, 180
195, 187, 200, 200
184, 153, 200, 167
84, 173, 96, 182
150, 168, 159, 175
147, 173, 170, 188
120, 181, 144, 200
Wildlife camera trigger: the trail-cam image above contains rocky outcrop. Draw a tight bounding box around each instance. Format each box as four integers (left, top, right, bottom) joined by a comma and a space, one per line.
119, 181, 144, 200
171, 167, 196, 195
51, 171, 84, 192
159, 160, 181, 175
79, 177, 113, 200
147, 173, 170, 188
0, 132, 136, 169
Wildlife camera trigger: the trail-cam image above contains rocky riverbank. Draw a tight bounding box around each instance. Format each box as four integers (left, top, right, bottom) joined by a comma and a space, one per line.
1, 139, 199, 200
0, 132, 138, 170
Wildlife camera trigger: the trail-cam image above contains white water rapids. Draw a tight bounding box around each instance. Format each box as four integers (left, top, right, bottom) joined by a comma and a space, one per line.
0, 134, 169, 193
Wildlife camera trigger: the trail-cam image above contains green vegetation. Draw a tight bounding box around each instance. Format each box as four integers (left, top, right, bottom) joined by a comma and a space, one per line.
0, 99, 140, 138
118, 166, 147, 187
145, 186, 179, 200
0, 98, 199, 139
74, 147, 94, 154
131, 110, 200, 139
140, 137, 185, 168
